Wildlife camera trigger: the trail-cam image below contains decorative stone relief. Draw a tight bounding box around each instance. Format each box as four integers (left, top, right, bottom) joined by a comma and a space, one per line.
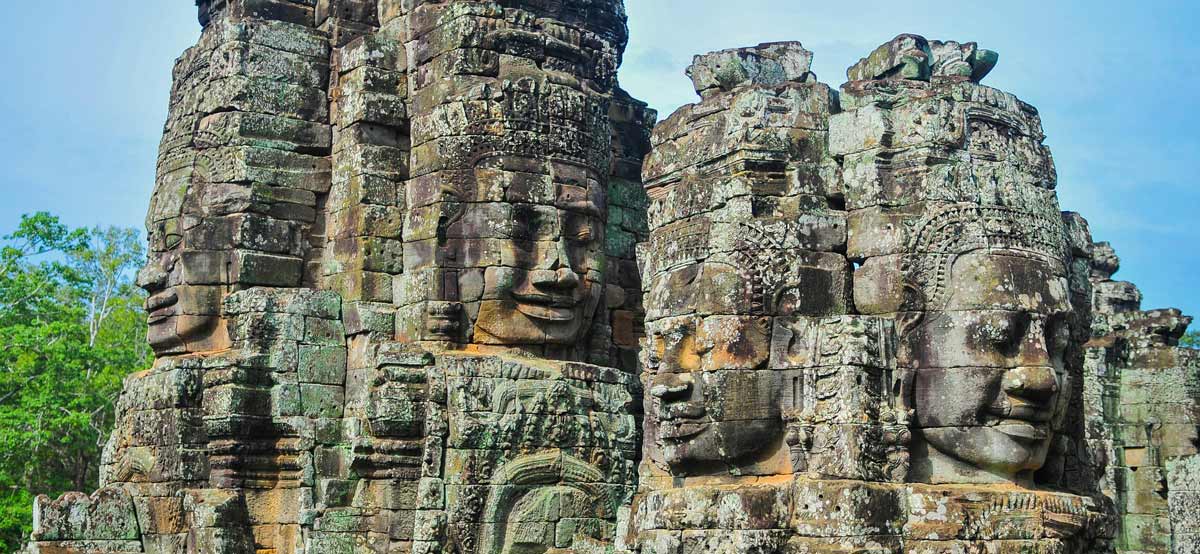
24, 5, 1199, 554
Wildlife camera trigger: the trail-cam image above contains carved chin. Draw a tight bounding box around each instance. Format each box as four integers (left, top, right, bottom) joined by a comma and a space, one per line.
922, 426, 1052, 477
147, 317, 183, 355
655, 423, 709, 467
515, 302, 579, 322
655, 420, 776, 467
147, 314, 221, 356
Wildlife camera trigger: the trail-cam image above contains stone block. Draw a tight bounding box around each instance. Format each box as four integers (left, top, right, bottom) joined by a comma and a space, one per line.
219, 0, 315, 27
687, 42, 814, 96
233, 251, 305, 287
299, 345, 348, 384
304, 316, 346, 345
300, 383, 345, 418
32, 488, 139, 541
196, 111, 332, 153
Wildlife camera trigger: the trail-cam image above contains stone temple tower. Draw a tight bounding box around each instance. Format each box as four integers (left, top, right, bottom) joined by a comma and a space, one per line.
24, 4, 1200, 554
29, 1, 653, 552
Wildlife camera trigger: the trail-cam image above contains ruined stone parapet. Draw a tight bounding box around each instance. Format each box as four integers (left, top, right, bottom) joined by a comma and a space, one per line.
1084, 241, 1200, 554
846, 34, 997, 83
686, 42, 817, 98
29, 488, 142, 554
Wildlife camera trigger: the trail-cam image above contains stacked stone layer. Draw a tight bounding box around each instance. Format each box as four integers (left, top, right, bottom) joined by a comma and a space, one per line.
24, 3, 1199, 554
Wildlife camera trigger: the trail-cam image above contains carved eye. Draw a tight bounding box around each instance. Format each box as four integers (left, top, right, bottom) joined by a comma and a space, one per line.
562, 211, 594, 244
974, 313, 1019, 347
149, 229, 182, 251
1047, 319, 1070, 354
665, 324, 688, 343
511, 205, 538, 241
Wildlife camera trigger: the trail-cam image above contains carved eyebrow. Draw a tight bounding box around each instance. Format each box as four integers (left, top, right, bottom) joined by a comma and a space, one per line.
1047, 307, 1073, 321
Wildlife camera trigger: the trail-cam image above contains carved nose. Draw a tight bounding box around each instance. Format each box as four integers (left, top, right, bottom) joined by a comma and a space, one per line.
650, 378, 691, 402
1003, 365, 1059, 402
136, 263, 167, 292
530, 267, 579, 290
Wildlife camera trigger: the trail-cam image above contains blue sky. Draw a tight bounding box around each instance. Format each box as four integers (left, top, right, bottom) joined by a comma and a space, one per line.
1, 1, 1196, 319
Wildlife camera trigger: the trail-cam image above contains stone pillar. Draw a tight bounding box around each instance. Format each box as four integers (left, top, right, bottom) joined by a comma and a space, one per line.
392, 4, 650, 554
1086, 241, 1200, 554
626, 35, 1117, 554
323, 35, 408, 325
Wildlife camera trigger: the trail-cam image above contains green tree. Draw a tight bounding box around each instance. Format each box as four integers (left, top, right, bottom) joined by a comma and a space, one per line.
1183, 330, 1200, 349
0, 213, 149, 552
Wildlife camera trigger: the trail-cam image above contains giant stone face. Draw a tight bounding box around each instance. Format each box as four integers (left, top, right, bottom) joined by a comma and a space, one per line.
904, 250, 1073, 485
472, 166, 607, 345
408, 1, 621, 350
646, 311, 778, 471
137, 216, 227, 356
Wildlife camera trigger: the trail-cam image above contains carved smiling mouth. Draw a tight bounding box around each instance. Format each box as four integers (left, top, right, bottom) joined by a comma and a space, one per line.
988, 396, 1054, 441
145, 290, 178, 323
988, 407, 1052, 441
993, 419, 1050, 441
512, 292, 579, 321
656, 399, 708, 441
658, 419, 708, 441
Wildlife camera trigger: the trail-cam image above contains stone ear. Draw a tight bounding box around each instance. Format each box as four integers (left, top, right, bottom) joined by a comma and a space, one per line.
894, 309, 923, 340
894, 282, 926, 339
893, 294, 925, 369
894, 367, 916, 417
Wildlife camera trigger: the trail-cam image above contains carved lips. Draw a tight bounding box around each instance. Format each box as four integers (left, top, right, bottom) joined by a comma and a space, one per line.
650, 380, 708, 441
145, 290, 178, 323
988, 376, 1057, 442
512, 291, 580, 322
993, 420, 1050, 441
658, 419, 708, 441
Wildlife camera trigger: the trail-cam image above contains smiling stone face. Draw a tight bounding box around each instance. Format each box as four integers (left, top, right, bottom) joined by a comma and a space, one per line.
137, 217, 227, 356
904, 251, 1073, 485
473, 175, 607, 345
400, 0, 632, 354
645, 314, 778, 470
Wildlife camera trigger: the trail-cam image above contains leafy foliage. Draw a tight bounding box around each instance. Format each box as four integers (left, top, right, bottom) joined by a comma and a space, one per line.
1183, 330, 1200, 349
0, 213, 149, 551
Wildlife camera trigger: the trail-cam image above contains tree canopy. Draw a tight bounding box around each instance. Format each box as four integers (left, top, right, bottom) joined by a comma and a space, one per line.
0, 213, 149, 551
1183, 330, 1200, 349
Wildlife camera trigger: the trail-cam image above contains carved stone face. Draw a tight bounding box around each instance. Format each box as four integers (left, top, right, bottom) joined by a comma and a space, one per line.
645, 314, 778, 470
137, 218, 226, 356
411, 2, 626, 350
473, 173, 606, 345
905, 251, 1072, 484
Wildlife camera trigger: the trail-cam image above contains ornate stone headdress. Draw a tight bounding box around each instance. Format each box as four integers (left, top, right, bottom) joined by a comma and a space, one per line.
904, 204, 1068, 311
